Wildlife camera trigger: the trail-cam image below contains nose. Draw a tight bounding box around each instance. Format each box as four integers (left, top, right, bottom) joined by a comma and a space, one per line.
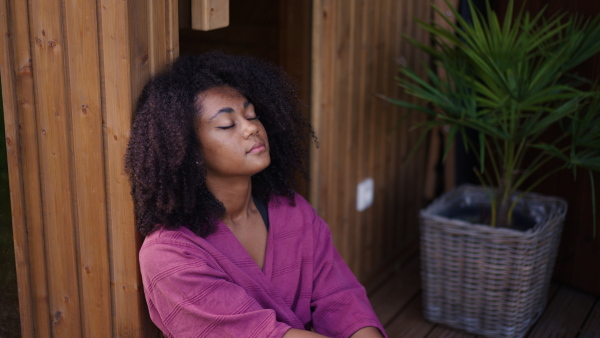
242, 119, 259, 139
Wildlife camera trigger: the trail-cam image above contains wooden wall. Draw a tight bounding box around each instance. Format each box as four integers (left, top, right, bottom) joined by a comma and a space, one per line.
310, 0, 437, 283
0, 0, 178, 336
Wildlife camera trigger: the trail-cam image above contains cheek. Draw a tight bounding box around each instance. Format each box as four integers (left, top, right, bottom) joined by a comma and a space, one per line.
201, 137, 238, 165
199, 135, 222, 163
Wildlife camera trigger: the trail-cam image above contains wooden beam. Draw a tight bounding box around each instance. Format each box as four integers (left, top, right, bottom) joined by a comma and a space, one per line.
191, 0, 229, 31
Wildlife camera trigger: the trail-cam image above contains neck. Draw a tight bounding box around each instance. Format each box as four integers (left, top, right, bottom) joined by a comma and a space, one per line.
206, 176, 255, 224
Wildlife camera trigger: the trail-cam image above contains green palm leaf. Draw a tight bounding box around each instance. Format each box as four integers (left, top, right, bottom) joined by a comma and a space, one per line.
388, 0, 600, 232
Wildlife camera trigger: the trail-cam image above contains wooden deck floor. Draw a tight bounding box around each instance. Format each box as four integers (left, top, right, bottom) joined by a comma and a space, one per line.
367, 254, 600, 337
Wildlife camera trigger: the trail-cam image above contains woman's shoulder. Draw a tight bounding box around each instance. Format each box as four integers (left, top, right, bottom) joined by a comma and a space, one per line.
142, 226, 199, 248
139, 226, 214, 268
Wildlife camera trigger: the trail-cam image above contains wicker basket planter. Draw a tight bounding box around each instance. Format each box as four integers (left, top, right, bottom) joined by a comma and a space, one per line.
420, 185, 567, 337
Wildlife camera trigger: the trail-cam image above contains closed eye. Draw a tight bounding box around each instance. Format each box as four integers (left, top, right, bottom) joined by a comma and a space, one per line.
248, 116, 259, 120
217, 124, 235, 130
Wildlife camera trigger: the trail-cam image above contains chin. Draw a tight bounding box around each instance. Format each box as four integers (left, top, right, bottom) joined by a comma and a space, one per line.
254, 160, 271, 175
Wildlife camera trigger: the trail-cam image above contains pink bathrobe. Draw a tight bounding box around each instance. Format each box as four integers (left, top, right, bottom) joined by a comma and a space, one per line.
140, 194, 386, 338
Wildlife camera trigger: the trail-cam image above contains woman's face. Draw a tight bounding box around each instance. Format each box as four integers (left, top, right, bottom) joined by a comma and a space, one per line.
196, 86, 271, 180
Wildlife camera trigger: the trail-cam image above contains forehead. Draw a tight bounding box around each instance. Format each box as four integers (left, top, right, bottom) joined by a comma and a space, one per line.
195, 86, 250, 124
197, 86, 245, 107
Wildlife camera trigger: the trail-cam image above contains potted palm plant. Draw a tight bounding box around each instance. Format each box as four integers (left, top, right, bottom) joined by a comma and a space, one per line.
385, 0, 600, 336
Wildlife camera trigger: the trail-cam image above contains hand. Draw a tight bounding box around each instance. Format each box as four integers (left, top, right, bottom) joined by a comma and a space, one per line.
283, 328, 329, 338
349, 326, 384, 338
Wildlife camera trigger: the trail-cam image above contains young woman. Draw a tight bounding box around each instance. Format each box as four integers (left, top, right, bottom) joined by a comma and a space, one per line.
125, 52, 386, 338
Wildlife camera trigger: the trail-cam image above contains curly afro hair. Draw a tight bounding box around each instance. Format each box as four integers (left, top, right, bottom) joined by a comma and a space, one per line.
125, 51, 314, 237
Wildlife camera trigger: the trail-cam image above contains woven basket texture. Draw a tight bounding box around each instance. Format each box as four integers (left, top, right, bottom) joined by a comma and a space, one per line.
419, 185, 567, 337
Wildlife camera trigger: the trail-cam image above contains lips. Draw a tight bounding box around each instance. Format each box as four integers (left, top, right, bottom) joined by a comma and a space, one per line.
247, 141, 266, 154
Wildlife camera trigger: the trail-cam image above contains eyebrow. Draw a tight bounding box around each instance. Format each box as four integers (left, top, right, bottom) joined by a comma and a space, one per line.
208, 101, 251, 121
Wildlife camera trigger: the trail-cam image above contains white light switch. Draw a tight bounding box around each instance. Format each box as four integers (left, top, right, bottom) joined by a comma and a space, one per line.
356, 178, 374, 212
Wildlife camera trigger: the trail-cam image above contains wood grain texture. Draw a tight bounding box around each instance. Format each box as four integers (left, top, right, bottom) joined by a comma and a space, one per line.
191, 0, 229, 31
279, 0, 312, 198
426, 327, 477, 338
369, 257, 420, 326
310, 0, 432, 280
63, 0, 111, 336
384, 294, 435, 338
370, 255, 600, 338
0, 0, 177, 335
150, 0, 168, 75
0, 1, 39, 336
9, 1, 52, 331
99, 0, 166, 335
527, 286, 595, 338
29, 0, 82, 336
166, 0, 180, 63
97, 1, 142, 335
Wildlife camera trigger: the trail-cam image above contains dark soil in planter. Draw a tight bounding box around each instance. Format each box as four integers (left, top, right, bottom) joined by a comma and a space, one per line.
439, 205, 536, 231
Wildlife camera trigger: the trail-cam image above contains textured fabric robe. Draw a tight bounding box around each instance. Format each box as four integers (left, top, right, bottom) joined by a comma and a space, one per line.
140, 194, 386, 338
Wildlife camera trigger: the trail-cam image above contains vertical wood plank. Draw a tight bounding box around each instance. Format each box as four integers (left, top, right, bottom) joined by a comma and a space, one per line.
331, 0, 347, 261
4, 0, 52, 335
280, 0, 312, 197
99, 0, 175, 335
149, 0, 167, 75
63, 0, 112, 336
0, 2, 38, 336
148, 0, 179, 73
166, 0, 180, 63
98, 0, 147, 335
366, 0, 388, 278
354, 0, 371, 278
382, 0, 402, 260
310, 0, 325, 210
340, 0, 355, 271
312, 0, 334, 225
29, 0, 82, 335
128, 0, 151, 103
378, 0, 396, 273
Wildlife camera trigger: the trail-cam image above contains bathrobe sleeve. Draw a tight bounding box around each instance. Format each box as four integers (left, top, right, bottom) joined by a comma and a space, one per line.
307, 206, 387, 338
140, 238, 292, 338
